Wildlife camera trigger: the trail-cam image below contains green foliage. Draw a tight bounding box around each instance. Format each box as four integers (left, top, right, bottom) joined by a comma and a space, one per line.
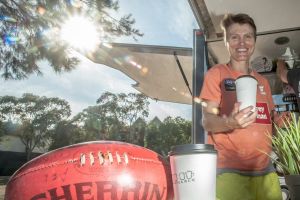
50, 92, 191, 155
0, 121, 4, 139
0, 0, 142, 80
0, 93, 71, 160
272, 113, 300, 175
0, 120, 18, 139
71, 104, 121, 142
146, 116, 191, 156
49, 120, 83, 150
0, 91, 192, 157
66, 92, 149, 146
96, 92, 149, 126
130, 117, 147, 146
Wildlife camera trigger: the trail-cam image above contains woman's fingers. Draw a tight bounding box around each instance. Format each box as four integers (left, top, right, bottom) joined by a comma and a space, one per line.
232, 105, 257, 128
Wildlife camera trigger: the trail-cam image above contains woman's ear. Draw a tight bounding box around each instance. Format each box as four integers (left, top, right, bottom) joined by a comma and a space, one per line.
224, 40, 229, 49
223, 34, 229, 48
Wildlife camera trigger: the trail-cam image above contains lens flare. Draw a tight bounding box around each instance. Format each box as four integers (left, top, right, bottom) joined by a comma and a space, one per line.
141, 67, 149, 75
67, 0, 83, 8
117, 173, 135, 188
37, 6, 46, 15
2, 34, 19, 46
0, 15, 17, 22
60, 16, 100, 51
193, 97, 202, 104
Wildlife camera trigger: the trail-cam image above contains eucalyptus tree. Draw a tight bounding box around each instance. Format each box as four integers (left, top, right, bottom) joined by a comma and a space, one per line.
96, 92, 149, 127
0, 121, 4, 139
0, 93, 71, 160
0, 0, 142, 79
96, 92, 149, 141
145, 116, 191, 156
131, 117, 147, 146
49, 120, 84, 150
72, 104, 120, 142
71, 92, 149, 143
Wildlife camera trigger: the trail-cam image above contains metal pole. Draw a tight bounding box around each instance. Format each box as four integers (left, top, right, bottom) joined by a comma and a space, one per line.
173, 52, 192, 95
192, 29, 208, 144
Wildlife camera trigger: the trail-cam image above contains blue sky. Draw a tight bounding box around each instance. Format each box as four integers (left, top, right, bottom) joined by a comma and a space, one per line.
0, 0, 199, 121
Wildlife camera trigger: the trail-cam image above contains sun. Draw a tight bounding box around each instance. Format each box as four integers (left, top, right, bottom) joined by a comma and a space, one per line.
60, 16, 100, 51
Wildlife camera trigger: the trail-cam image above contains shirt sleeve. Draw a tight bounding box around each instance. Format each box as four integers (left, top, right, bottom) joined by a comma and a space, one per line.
199, 66, 222, 104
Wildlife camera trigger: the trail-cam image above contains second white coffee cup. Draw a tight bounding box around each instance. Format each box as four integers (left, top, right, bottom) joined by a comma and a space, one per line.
169, 144, 217, 200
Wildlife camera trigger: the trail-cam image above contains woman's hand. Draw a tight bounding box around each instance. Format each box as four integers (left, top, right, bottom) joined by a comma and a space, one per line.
225, 102, 257, 130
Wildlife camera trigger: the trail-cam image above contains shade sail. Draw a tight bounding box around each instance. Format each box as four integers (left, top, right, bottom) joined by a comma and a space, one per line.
87, 43, 193, 104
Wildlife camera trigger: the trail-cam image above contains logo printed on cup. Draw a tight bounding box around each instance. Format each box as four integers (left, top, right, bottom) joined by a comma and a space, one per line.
172, 170, 195, 184
169, 144, 217, 200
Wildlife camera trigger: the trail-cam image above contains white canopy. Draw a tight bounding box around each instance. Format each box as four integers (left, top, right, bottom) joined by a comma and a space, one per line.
87, 43, 193, 104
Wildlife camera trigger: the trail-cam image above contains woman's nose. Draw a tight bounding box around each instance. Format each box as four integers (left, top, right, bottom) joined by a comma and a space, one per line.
239, 38, 245, 45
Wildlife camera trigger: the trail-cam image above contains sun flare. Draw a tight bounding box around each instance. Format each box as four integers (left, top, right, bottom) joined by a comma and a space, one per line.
60, 16, 100, 51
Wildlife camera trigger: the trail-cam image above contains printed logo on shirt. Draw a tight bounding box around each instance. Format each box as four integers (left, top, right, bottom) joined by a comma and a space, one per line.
224, 78, 236, 91
255, 102, 271, 124
258, 85, 266, 95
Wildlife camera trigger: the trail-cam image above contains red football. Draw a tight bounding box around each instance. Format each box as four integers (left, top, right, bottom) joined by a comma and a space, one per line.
5, 141, 173, 200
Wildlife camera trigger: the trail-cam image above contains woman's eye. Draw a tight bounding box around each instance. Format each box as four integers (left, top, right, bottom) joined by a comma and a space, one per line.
245, 34, 254, 39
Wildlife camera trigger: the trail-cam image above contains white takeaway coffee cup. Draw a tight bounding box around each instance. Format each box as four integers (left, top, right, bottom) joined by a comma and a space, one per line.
169, 144, 217, 200
235, 75, 258, 111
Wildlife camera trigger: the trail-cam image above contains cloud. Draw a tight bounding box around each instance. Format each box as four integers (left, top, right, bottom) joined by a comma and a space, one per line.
0, 57, 136, 116
168, 1, 199, 45
115, 0, 198, 47
148, 100, 191, 121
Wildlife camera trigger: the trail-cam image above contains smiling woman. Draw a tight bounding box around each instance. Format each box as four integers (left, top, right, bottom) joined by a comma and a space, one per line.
60, 16, 101, 51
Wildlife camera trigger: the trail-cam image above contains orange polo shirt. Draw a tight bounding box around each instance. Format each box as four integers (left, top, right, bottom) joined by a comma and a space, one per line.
200, 64, 274, 171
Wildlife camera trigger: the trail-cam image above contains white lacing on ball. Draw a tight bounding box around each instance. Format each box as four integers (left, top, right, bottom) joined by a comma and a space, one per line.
98, 151, 104, 165
80, 153, 86, 166
107, 151, 113, 164
79, 151, 130, 166
116, 152, 121, 164
124, 152, 129, 164
89, 152, 95, 165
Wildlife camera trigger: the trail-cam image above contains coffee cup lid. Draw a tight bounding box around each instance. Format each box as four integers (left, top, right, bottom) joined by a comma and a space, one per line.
235, 75, 257, 82
169, 144, 217, 156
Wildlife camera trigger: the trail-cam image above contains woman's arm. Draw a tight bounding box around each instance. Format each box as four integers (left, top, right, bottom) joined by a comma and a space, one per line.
201, 100, 257, 133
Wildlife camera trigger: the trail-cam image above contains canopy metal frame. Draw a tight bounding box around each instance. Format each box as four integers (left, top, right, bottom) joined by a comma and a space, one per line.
192, 29, 208, 144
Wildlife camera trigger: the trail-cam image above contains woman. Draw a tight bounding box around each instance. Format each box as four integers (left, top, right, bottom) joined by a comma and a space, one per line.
199, 13, 282, 200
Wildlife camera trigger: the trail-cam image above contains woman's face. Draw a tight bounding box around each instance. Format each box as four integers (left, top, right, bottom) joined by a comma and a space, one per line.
225, 23, 256, 63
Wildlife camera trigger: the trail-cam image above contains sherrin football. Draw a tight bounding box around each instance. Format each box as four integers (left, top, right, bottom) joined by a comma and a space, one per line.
5, 141, 173, 200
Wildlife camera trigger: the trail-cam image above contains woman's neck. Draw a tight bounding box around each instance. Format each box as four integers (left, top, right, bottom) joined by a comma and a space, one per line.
228, 60, 251, 74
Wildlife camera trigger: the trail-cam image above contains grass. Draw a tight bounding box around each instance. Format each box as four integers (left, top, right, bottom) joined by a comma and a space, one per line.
272, 113, 300, 175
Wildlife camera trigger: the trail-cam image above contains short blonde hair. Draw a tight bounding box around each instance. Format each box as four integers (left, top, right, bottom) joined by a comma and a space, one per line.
221, 13, 257, 41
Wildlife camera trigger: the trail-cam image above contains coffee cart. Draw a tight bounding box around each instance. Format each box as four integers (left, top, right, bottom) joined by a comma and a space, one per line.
87, 1, 300, 199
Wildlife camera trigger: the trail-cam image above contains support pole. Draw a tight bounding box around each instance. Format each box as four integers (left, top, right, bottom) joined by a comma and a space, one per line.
192, 29, 208, 144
